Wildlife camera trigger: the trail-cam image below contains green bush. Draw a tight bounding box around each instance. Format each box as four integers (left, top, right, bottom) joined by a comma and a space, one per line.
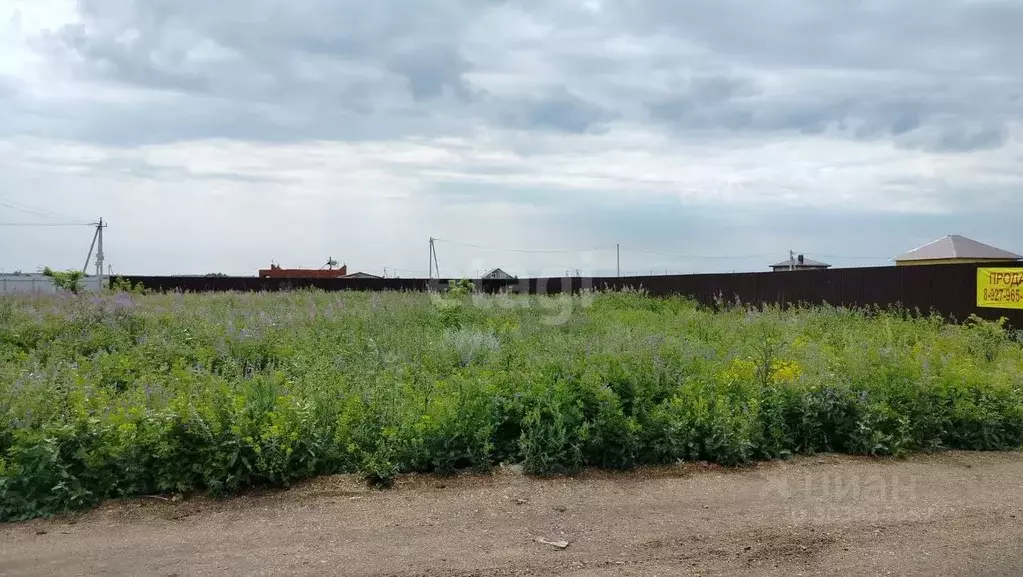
1, 291, 1023, 520
447, 278, 476, 297
41, 267, 85, 294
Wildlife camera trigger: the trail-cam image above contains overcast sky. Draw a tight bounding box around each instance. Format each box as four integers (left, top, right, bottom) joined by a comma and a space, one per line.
2, 0, 1021, 277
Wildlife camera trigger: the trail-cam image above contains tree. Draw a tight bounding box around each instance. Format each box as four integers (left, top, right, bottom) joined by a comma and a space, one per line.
41, 267, 85, 294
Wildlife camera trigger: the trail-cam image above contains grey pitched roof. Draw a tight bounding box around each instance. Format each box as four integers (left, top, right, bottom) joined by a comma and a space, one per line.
770, 257, 830, 268
482, 268, 514, 279
894, 235, 1023, 262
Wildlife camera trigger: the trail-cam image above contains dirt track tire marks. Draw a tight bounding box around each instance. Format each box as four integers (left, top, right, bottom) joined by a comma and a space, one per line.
2, 452, 1022, 577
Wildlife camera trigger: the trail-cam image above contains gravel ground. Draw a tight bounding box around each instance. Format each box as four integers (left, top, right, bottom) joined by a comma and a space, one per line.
3, 452, 1023, 576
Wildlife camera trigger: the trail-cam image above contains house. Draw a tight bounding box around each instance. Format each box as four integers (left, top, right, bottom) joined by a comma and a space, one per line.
481, 268, 516, 280
894, 235, 1023, 266
770, 254, 831, 272
341, 272, 383, 279
259, 259, 348, 278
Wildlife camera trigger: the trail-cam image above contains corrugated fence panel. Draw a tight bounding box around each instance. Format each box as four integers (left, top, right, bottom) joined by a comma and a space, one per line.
115, 262, 1023, 328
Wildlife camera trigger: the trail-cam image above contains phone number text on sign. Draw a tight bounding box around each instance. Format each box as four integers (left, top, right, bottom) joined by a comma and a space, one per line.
977, 268, 1023, 310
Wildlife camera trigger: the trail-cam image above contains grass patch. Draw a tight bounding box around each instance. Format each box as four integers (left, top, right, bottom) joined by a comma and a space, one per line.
1, 290, 1022, 521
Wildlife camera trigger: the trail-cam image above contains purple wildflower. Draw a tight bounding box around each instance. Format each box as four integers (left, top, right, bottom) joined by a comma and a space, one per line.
113, 293, 137, 309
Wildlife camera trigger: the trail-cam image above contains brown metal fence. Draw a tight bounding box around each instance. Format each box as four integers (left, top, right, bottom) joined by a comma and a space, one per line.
115, 262, 1023, 327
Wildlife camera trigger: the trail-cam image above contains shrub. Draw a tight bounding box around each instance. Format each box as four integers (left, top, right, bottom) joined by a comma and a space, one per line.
2, 290, 1023, 520
41, 267, 85, 294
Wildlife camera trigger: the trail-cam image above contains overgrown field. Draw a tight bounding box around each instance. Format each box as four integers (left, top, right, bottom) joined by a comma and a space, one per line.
2, 290, 1023, 521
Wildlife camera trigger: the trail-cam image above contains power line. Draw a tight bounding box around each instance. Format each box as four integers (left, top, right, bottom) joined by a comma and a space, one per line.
813, 254, 892, 261
0, 199, 79, 223
431, 238, 890, 264
622, 246, 891, 262
382, 266, 431, 277
0, 222, 94, 227
433, 238, 616, 254
619, 246, 774, 260
0, 197, 90, 227
0, 200, 59, 220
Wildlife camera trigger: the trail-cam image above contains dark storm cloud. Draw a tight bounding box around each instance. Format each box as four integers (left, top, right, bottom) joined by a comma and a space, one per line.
15, 0, 1023, 150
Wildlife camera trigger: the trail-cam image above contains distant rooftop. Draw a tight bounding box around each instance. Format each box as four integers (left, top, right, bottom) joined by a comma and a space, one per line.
770, 254, 830, 269
894, 235, 1022, 262
482, 268, 515, 279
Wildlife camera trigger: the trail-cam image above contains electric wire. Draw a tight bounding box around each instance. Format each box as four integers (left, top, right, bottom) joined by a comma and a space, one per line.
433, 238, 890, 263
622, 247, 891, 262
431, 237, 613, 253
0, 222, 94, 227
382, 266, 432, 277
0, 198, 83, 223
618, 246, 774, 260
813, 254, 892, 261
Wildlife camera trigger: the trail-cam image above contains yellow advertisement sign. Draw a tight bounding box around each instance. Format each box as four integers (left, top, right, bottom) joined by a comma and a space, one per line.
977, 268, 1023, 309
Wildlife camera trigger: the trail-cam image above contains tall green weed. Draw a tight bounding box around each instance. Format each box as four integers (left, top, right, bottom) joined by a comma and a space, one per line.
1, 291, 1022, 520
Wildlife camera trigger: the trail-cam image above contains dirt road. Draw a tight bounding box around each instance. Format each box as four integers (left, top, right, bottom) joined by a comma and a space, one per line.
3, 452, 1023, 576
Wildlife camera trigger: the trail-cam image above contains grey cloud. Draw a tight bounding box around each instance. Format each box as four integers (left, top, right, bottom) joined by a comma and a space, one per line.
11, 0, 1022, 150
644, 69, 1019, 152
0, 77, 56, 139
610, 0, 1023, 75
883, 120, 1010, 154
35, 0, 616, 141
495, 89, 617, 134
0, 79, 22, 137
71, 155, 290, 184
428, 182, 571, 207
644, 73, 761, 131
44, 23, 211, 94
43, 0, 483, 103
608, 1, 1022, 150
384, 44, 477, 102
913, 122, 1010, 153
35, 96, 471, 147
0, 76, 18, 99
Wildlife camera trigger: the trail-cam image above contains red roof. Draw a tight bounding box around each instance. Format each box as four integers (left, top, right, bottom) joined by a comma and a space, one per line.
259, 264, 348, 278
